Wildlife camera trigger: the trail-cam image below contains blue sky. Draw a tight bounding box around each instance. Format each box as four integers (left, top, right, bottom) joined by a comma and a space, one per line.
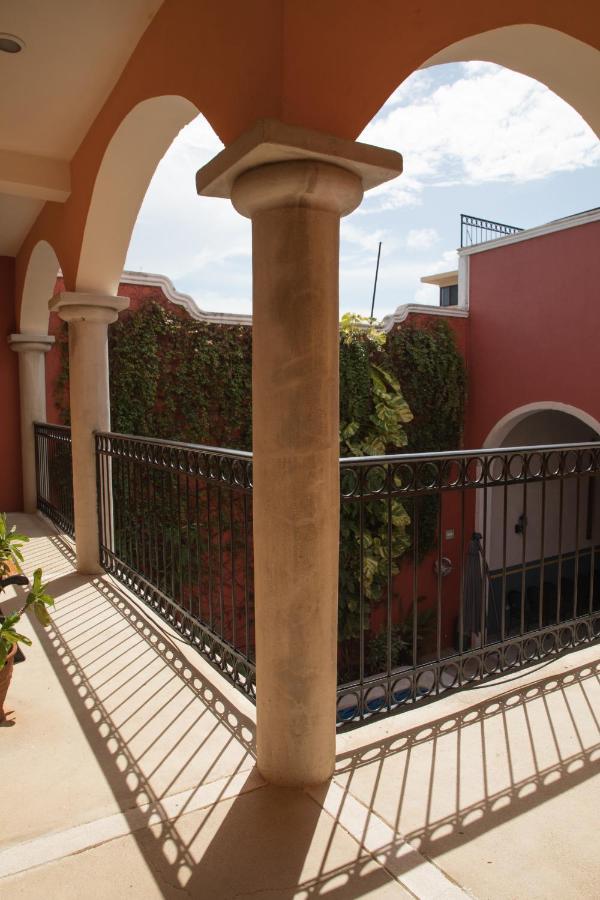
126, 62, 600, 318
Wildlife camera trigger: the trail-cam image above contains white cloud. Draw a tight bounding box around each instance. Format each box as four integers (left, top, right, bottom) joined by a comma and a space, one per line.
406, 227, 439, 250
361, 62, 600, 210
127, 65, 600, 316
341, 221, 389, 254
126, 116, 252, 296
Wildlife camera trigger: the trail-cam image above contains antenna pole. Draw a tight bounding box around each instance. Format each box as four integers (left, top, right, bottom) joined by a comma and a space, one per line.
370, 241, 382, 320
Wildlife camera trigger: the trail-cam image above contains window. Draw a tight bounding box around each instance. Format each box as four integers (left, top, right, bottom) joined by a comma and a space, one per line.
440, 284, 458, 307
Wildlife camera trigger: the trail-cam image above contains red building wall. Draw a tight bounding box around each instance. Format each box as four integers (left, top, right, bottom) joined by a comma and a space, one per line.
0, 257, 22, 512
465, 219, 600, 448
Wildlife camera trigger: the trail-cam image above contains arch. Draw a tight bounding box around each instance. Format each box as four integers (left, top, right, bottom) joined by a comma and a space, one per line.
479, 403, 600, 577
420, 25, 600, 138
20, 240, 61, 334
483, 402, 600, 450
76, 95, 199, 295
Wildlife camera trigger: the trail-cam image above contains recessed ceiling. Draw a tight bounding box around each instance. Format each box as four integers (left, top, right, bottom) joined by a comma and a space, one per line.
0, 0, 163, 256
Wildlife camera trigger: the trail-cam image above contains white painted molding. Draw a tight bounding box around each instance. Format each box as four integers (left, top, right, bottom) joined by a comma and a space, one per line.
420, 269, 458, 287
57, 269, 471, 331
55, 269, 253, 327
119, 270, 253, 326
483, 401, 600, 449
381, 303, 469, 333
458, 254, 469, 310
458, 206, 600, 258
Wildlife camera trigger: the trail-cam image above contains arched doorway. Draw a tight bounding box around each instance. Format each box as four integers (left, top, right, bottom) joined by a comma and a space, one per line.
481, 405, 600, 644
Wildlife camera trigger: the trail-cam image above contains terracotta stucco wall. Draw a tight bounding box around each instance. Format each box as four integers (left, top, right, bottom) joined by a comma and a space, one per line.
0, 256, 22, 511
465, 220, 600, 447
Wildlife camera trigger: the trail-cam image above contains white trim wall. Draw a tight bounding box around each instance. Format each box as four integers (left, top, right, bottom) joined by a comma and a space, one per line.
381, 303, 468, 332
120, 270, 252, 326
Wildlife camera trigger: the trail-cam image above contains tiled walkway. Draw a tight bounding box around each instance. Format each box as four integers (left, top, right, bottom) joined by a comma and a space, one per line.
1, 514, 599, 898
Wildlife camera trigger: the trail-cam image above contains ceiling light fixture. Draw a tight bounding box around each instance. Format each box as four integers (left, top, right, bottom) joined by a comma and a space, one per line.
0, 34, 25, 54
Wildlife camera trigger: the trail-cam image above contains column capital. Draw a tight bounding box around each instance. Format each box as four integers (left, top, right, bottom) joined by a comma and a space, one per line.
8, 333, 55, 353
49, 291, 129, 325
196, 118, 403, 204
231, 160, 364, 219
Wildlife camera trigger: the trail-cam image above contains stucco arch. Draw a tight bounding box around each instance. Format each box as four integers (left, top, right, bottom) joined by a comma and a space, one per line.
420, 25, 600, 138
483, 402, 600, 450
479, 402, 600, 576
19, 239, 61, 334
76, 95, 199, 295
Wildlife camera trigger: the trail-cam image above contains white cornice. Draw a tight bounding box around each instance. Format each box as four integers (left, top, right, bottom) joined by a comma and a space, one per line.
381, 303, 469, 332
56, 270, 470, 331
458, 207, 600, 257
420, 269, 458, 287
111, 270, 252, 327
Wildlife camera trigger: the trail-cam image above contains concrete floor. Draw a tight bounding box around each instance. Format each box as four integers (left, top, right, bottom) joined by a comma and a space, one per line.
1, 514, 599, 898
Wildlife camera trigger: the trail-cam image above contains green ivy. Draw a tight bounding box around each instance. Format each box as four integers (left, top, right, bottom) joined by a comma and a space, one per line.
54, 299, 466, 676
55, 302, 464, 458
386, 320, 466, 454
56, 299, 253, 448
385, 321, 467, 559
338, 314, 413, 646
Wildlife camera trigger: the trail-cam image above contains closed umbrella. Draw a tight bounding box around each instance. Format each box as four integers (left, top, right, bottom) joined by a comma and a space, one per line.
463, 532, 483, 649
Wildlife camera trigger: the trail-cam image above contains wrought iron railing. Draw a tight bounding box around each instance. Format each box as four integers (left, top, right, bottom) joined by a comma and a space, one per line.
34, 422, 74, 537
460, 213, 523, 247
34, 424, 600, 721
95, 432, 255, 696
337, 443, 600, 726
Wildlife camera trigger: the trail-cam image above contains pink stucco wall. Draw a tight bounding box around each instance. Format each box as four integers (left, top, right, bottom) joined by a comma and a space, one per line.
465, 218, 600, 448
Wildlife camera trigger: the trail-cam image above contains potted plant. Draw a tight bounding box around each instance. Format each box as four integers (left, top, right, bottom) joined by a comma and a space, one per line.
0, 514, 54, 721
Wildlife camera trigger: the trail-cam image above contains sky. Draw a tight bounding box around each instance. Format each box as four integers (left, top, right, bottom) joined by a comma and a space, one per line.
125, 62, 600, 319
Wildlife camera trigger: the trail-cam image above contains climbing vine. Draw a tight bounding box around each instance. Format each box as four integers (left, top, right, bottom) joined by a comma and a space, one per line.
55, 302, 465, 458
386, 320, 466, 454
338, 314, 413, 644
386, 320, 467, 557
54, 299, 466, 677
55, 299, 253, 448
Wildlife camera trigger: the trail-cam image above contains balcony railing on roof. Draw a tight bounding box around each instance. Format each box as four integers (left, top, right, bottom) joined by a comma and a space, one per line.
460, 213, 523, 248
33, 426, 600, 726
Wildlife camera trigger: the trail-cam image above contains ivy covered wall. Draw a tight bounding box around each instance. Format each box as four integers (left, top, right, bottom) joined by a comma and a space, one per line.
51, 293, 467, 679
53, 297, 466, 458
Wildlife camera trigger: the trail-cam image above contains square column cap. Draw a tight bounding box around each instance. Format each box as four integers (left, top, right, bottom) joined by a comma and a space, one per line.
8, 333, 55, 352
49, 291, 129, 325
196, 118, 403, 199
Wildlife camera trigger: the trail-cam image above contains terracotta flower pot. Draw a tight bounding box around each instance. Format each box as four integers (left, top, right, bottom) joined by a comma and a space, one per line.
0, 643, 17, 722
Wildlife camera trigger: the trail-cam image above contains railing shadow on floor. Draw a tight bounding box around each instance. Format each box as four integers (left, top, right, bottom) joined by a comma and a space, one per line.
31, 532, 407, 898
26, 528, 265, 893
333, 656, 600, 875
25, 526, 600, 896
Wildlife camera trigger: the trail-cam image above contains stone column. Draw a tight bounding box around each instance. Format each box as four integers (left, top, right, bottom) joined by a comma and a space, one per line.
197, 120, 402, 786
8, 333, 55, 513
49, 293, 129, 574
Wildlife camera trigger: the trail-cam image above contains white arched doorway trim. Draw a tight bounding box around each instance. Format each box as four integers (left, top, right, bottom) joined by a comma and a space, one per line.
422, 25, 600, 139
20, 239, 61, 334
76, 95, 199, 295
483, 402, 600, 451
477, 402, 600, 562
